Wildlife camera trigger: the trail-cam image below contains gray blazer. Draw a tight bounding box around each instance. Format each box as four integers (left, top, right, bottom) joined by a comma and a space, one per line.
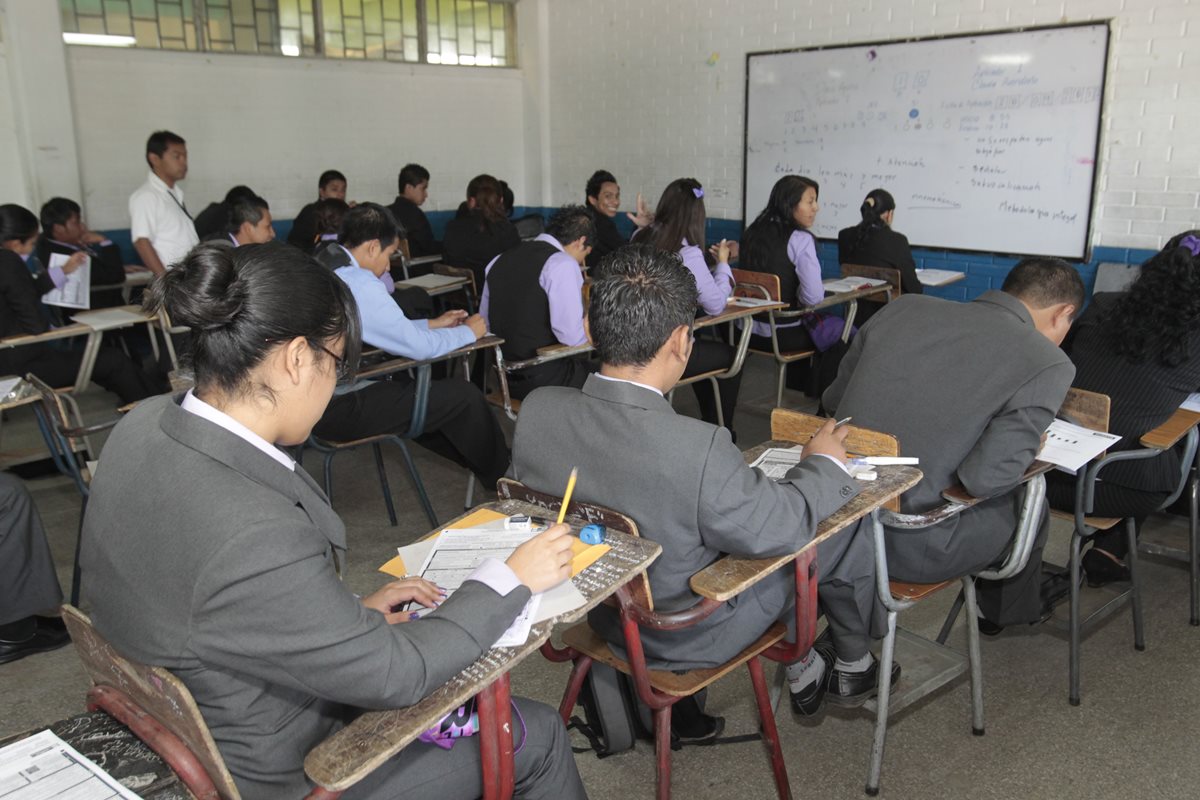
823, 290, 1075, 582
510, 375, 869, 668
80, 395, 529, 799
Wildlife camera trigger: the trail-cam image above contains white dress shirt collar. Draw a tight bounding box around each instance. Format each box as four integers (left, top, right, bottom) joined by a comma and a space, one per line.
180, 390, 296, 470
593, 372, 665, 397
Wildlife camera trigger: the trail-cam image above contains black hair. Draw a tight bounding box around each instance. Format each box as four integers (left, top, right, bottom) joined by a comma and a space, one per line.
1001, 257, 1085, 318
39, 197, 82, 236
586, 170, 618, 201
339, 202, 402, 249
846, 188, 895, 252
318, 170, 347, 190
225, 194, 270, 235
499, 179, 515, 217
742, 175, 819, 271
223, 185, 259, 204
398, 163, 430, 192
1098, 230, 1200, 366
589, 244, 698, 367
144, 241, 361, 397
145, 130, 185, 167
640, 178, 707, 254
545, 205, 596, 248
0, 204, 39, 243
465, 174, 508, 227
312, 198, 350, 241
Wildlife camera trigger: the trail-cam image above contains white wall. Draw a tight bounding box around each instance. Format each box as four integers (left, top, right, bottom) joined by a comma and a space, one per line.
541, 0, 1200, 252
66, 47, 529, 229
0, 39, 31, 209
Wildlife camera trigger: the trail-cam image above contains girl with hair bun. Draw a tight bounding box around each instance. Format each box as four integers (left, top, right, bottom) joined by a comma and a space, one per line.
1047, 230, 1200, 586
79, 240, 586, 799
836, 189, 922, 319
0, 203, 163, 406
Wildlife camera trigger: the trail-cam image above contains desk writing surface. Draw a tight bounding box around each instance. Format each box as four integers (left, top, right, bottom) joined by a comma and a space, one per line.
0, 323, 92, 349
71, 305, 154, 331
1140, 407, 1200, 451
304, 499, 660, 791
694, 299, 786, 329
354, 335, 504, 380
689, 441, 921, 603
799, 283, 892, 314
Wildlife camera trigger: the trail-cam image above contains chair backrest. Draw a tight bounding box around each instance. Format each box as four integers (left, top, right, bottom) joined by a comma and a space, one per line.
496, 477, 653, 610
397, 238, 412, 261
1058, 387, 1110, 433
581, 278, 592, 311
25, 373, 91, 493
770, 407, 902, 511
731, 268, 782, 302
842, 263, 902, 297
60, 605, 242, 800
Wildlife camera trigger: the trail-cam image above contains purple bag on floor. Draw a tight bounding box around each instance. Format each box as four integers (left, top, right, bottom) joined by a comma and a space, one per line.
803, 312, 853, 352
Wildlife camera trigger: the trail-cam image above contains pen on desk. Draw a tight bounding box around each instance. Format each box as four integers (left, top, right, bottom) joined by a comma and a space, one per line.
834, 416, 853, 429
556, 467, 579, 526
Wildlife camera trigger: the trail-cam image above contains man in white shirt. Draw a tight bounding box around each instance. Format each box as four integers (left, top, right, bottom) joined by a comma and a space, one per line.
129, 130, 199, 274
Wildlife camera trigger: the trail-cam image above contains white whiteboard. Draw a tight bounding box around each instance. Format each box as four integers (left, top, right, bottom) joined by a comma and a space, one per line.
743, 24, 1108, 259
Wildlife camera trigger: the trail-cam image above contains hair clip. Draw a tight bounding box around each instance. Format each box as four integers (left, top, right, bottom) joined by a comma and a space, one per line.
1179, 234, 1200, 257
692, 187, 704, 199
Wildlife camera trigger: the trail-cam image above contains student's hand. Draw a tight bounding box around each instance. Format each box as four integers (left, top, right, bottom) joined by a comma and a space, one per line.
505, 523, 574, 593
626, 192, 654, 228
63, 251, 88, 274
82, 230, 107, 245
429, 309, 468, 329
348, 200, 358, 208
362, 577, 447, 624
464, 314, 487, 339
709, 239, 732, 265
802, 418, 850, 464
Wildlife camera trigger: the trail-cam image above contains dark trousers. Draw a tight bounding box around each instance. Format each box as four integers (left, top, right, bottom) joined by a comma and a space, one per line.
9, 344, 164, 406
314, 376, 510, 488
342, 697, 586, 800
1046, 472, 1170, 557
681, 338, 741, 431
508, 356, 595, 401
0, 473, 63, 626
750, 325, 815, 392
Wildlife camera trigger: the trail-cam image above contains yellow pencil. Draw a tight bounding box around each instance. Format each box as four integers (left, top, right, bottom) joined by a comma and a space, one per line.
556, 467, 579, 525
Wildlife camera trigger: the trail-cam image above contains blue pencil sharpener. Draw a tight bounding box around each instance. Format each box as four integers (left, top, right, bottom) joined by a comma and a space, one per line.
579, 524, 606, 545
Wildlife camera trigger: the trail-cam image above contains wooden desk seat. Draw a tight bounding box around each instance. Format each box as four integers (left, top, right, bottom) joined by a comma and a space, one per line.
1049, 508, 1122, 530
888, 580, 956, 602
560, 622, 786, 698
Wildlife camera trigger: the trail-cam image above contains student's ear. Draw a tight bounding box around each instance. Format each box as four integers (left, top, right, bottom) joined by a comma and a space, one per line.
365, 239, 382, 260
667, 324, 692, 364
281, 336, 309, 385
467, 197, 478, 210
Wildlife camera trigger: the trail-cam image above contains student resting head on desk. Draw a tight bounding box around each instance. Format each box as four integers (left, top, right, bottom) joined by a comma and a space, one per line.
635, 177, 742, 434
1047, 229, 1200, 586
510, 243, 894, 725
0, 204, 165, 406
79, 240, 587, 799
583, 169, 654, 265
442, 174, 521, 292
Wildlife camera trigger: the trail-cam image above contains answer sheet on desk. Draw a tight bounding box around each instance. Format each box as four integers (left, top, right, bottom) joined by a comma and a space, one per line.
1039, 419, 1122, 475
0, 729, 143, 800
41, 253, 91, 310
415, 527, 541, 647
749, 446, 804, 479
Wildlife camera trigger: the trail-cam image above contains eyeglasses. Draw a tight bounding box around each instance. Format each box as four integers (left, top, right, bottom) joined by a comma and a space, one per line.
314, 342, 352, 382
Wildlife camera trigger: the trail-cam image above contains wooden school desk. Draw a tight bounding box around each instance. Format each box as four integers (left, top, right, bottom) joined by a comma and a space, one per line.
70, 305, 160, 393
304, 499, 661, 800
693, 297, 787, 380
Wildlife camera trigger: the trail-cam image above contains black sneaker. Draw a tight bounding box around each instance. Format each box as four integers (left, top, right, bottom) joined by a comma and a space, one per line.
789, 655, 830, 717
826, 655, 902, 708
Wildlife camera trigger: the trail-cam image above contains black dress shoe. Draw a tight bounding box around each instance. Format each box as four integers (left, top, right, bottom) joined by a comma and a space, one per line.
35, 615, 67, 633
0, 626, 70, 665
1082, 548, 1130, 588
670, 695, 725, 745
826, 654, 902, 708
789, 656, 830, 717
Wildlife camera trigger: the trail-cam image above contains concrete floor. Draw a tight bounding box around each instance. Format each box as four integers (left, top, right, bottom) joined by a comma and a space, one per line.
3, 355, 1199, 799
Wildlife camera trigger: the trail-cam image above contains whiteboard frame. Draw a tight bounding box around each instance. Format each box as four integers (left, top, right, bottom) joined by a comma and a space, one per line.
741, 21, 1111, 263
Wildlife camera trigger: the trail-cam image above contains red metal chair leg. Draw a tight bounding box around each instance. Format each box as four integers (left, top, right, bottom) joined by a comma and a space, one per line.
303, 788, 345, 799
477, 683, 503, 800
653, 703, 674, 800
493, 677, 515, 800
557, 655, 594, 724
86, 686, 221, 800
748, 656, 792, 800
764, 550, 819, 664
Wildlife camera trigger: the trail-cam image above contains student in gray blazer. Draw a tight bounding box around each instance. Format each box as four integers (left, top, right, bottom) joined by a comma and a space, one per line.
510, 245, 889, 720
824, 258, 1083, 629
79, 241, 586, 800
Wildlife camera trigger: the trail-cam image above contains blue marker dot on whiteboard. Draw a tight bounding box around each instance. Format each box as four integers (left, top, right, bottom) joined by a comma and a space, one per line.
909, 108, 919, 119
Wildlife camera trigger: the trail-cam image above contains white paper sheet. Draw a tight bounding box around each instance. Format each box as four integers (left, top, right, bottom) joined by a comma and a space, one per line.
396, 273, 466, 290
414, 528, 543, 647
822, 276, 889, 293
748, 446, 805, 479
0, 376, 22, 400
1038, 419, 1122, 475
728, 296, 778, 308
1182, 393, 1200, 413
0, 729, 144, 800
41, 253, 91, 310
71, 308, 149, 331
914, 268, 964, 286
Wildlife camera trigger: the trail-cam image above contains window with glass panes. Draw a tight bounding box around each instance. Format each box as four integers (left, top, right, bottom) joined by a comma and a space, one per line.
58, 0, 515, 67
